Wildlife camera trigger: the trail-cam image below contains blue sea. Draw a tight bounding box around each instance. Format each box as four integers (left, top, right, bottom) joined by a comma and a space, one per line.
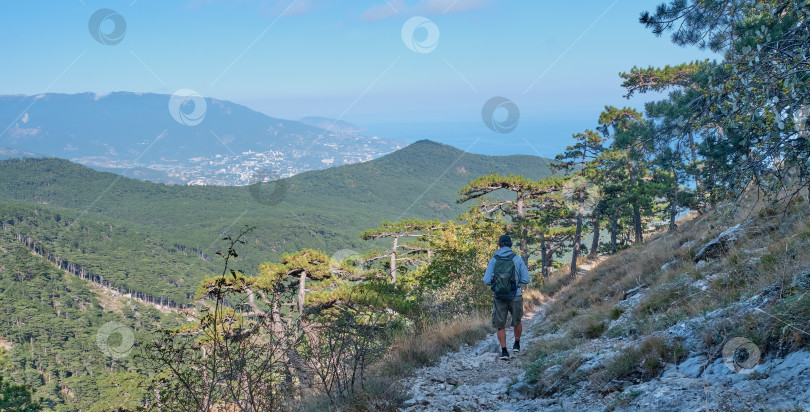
363, 117, 594, 159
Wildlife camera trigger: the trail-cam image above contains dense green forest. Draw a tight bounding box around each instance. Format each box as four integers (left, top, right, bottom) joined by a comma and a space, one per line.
0, 140, 553, 277
0, 141, 553, 305
0, 241, 185, 411
3, 0, 810, 410
1, 202, 220, 305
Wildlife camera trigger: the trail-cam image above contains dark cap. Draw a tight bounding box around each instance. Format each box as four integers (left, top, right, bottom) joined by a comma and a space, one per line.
498, 235, 512, 247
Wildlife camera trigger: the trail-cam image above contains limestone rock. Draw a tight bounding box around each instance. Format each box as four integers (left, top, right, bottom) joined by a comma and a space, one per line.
693, 223, 746, 262
661, 259, 680, 271
680, 240, 696, 250
544, 364, 562, 377
622, 284, 647, 300
576, 355, 604, 375
791, 267, 810, 290
508, 381, 534, 400
674, 355, 707, 378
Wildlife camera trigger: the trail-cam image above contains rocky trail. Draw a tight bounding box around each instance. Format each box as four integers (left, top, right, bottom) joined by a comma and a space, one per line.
399, 260, 604, 412
400, 300, 550, 411
400, 256, 810, 411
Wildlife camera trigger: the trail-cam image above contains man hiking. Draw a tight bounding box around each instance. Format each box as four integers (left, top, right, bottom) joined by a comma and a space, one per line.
483, 235, 531, 360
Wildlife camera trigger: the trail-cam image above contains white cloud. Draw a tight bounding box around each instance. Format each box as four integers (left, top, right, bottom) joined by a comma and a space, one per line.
359, 0, 487, 21
360, 0, 406, 21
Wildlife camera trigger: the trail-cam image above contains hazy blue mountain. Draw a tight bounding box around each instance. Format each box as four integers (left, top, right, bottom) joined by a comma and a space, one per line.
300, 116, 366, 134
0, 92, 404, 184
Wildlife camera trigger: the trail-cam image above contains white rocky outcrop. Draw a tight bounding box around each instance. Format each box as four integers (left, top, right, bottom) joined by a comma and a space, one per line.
692, 222, 747, 262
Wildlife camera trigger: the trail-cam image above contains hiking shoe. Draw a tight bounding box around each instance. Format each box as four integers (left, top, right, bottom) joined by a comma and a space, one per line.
499, 348, 509, 360
512, 341, 521, 353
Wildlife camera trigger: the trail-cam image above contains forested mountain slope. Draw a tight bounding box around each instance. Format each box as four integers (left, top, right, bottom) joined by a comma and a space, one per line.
0, 140, 555, 305
0, 140, 554, 410
0, 241, 185, 411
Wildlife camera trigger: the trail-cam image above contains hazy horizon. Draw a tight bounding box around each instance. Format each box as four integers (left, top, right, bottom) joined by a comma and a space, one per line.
1, 1, 717, 159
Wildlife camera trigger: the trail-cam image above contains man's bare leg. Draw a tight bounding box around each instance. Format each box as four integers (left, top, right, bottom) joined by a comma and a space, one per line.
497, 328, 506, 348
514, 322, 522, 341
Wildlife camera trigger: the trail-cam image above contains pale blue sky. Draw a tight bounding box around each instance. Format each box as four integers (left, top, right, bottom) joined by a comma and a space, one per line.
1, 0, 715, 155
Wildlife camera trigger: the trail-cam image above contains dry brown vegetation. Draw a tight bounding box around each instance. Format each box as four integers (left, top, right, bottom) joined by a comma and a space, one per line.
359, 189, 810, 406
524, 189, 810, 398
303, 311, 495, 411
380, 312, 492, 377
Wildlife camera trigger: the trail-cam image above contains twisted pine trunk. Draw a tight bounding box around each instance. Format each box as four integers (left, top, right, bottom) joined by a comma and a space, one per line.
589, 215, 600, 257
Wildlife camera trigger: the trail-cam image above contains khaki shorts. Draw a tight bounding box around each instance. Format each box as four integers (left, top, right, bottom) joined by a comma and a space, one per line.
491, 296, 523, 329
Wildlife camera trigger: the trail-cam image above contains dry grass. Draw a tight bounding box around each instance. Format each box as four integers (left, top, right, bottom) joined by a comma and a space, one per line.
538, 192, 768, 339
515, 190, 810, 401
540, 255, 603, 297
526, 348, 585, 397
532, 191, 810, 375
590, 336, 686, 387
299, 312, 495, 411
540, 264, 572, 297
298, 376, 407, 412
378, 311, 493, 377
522, 286, 545, 308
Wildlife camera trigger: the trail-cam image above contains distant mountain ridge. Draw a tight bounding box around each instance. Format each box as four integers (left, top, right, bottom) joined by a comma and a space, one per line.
300, 116, 366, 134
0, 92, 404, 185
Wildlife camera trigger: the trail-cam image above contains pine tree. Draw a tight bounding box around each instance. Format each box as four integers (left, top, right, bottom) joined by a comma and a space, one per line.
360, 219, 443, 284
554, 130, 605, 276
597, 106, 650, 245
640, 0, 810, 199
457, 173, 565, 276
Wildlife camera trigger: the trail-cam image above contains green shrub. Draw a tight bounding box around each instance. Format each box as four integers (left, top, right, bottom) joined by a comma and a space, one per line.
586, 321, 607, 339
760, 253, 777, 267
637, 282, 688, 316
605, 325, 628, 338
569, 315, 608, 339
593, 336, 685, 386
